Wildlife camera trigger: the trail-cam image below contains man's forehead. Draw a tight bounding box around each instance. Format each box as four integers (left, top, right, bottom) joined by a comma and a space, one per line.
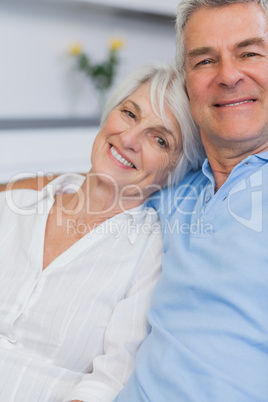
183, 2, 268, 50
184, 2, 266, 25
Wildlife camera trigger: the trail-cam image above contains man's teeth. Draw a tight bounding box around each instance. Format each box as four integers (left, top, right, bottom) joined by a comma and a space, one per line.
110, 146, 135, 168
222, 100, 254, 107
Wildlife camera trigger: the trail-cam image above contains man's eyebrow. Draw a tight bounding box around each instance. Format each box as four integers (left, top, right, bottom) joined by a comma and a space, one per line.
187, 38, 266, 60
236, 37, 266, 49
187, 46, 214, 59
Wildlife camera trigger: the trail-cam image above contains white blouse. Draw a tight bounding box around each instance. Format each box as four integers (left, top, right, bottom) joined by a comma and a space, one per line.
0, 174, 162, 402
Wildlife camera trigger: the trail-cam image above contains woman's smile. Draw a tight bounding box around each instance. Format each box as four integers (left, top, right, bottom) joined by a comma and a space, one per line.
109, 145, 136, 169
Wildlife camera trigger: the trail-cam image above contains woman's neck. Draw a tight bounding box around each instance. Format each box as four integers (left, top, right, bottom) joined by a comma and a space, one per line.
55, 172, 145, 226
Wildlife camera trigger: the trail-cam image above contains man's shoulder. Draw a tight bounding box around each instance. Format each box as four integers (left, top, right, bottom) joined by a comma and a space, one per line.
148, 169, 207, 213
174, 168, 207, 195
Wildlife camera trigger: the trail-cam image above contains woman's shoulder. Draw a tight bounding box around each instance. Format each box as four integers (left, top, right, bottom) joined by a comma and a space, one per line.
0, 174, 59, 192
0, 173, 87, 193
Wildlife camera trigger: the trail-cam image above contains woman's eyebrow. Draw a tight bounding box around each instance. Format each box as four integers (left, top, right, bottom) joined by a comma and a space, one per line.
124, 100, 175, 136
123, 100, 141, 113
152, 125, 174, 138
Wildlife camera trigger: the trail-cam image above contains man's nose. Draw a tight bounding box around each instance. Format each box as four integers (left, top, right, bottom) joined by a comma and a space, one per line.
216, 58, 244, 88
120, 125, 143, 152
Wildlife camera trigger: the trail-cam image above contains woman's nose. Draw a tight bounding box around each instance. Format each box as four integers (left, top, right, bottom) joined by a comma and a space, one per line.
216, 58, 244, 88
120, 125, 143, 152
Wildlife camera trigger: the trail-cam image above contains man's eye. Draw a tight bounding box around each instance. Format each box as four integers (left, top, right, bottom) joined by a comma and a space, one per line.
156, 137, 167, 148
243, 52, 258, 58
196, 59, 212, 66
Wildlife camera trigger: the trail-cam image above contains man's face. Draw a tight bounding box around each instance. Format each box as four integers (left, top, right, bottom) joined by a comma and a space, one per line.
184, 3, 268, 152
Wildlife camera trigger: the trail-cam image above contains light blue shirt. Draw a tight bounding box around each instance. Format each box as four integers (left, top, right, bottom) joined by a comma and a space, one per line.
114, 152, 268, 402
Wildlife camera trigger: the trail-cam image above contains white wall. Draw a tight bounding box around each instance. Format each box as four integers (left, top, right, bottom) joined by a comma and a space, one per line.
0, 0, 177, 182
0, 0, 176, 119
0, 127, 97, 182
81, 0, 179, 16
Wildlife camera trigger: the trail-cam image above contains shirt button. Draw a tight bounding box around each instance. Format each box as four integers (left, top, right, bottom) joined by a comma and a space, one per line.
16, 303, 24, 311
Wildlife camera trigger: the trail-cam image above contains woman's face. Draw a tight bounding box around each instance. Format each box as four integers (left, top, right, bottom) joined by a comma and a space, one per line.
91, 82, 182, 200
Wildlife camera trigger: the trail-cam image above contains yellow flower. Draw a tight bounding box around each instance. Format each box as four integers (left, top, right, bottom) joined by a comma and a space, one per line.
69, 43, 83, 56
109, 38, 125, 51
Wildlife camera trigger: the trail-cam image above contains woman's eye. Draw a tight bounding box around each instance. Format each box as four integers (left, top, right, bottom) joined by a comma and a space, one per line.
156, 137, 167, 148
122, 109, 136, 119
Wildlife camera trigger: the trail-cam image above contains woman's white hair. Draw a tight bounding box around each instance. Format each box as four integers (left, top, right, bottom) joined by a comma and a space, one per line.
175, 0, 268, 75
101, 63, 205, 186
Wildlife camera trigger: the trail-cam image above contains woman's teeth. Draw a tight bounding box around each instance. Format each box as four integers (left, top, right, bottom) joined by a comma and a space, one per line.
223, 100, 254, 107
110, 146, 135, 168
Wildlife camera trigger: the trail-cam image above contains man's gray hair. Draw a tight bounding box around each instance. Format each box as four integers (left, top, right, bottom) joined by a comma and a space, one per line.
175, 0, 268, 75
101, 63, 205, 186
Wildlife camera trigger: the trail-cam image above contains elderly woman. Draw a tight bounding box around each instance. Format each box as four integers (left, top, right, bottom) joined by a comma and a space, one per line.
0, 63, 204, 402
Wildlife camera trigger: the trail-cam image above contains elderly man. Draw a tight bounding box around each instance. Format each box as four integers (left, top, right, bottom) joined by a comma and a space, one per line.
114, 1, 268, 401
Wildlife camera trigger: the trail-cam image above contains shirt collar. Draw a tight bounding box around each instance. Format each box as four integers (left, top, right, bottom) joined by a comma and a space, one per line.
43, 173, 85, 201
254, 150, 268, 162
201, 159, 214, 185
202, 150, 268, 182
122, 204, 159, 245
42, 174, 158, 245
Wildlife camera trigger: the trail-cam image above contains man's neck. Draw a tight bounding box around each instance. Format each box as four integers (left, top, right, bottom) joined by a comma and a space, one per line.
206, 155, 237, 192
204, 144, 268, 191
